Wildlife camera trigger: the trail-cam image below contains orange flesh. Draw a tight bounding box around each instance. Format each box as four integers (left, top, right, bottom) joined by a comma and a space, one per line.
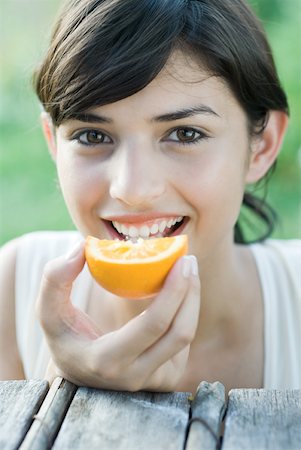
85, 235, 188, 299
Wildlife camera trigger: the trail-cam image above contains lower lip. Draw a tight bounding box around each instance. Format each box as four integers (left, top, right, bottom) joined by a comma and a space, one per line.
102, 217, 188, 240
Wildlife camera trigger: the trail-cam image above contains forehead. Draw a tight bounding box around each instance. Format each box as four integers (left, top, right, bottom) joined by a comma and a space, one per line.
87, 51, 244, 121
151, 51, 231, 103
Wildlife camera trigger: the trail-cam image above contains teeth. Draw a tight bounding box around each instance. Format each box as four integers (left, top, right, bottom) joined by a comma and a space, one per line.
129, 226, 139, 238
121, 224, 128, 236
150, 223, 159, 234
112, 216, 184, 239
140, 225, 150, 238
158, 221, 167, 233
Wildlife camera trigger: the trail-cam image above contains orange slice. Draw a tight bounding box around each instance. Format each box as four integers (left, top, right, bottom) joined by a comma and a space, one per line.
85, 235, 188, 299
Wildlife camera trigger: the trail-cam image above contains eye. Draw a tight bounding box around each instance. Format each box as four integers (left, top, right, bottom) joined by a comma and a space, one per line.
166, 127, 207, 144
73, 129, 112, 146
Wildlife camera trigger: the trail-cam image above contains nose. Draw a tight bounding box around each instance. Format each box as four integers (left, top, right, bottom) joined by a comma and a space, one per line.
109, 144, 166, 207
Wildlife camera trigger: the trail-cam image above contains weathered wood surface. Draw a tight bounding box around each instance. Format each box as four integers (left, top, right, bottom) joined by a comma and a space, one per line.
0, 380, 48, 450
53, 387, 190, 450
185, 381, 225, 450
19, 377, 77, 450
1, 379, 301, 450
222, 389, 301, 450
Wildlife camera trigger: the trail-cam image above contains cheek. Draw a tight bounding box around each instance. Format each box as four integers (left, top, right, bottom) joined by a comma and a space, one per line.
180, 144, 247, 224
56, 154, 107, 211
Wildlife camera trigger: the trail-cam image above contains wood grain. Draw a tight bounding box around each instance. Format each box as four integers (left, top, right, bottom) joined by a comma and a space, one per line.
19, 377, 77, 450
0, 380, 48, 450
185, 381, 226, 450
222, 389, 301, 449
53, 388, 190, 450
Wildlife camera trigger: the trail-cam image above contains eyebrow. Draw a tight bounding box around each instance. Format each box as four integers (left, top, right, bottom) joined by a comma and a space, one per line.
152, 105, 220, 122
69, 112, 113, 124
68, 104, 220, 125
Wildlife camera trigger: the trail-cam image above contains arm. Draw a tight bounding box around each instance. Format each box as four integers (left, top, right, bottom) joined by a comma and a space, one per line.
0, 239, 25, 380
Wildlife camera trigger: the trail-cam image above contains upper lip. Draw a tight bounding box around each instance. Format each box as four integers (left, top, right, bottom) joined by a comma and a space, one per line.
101, 214, 186, 224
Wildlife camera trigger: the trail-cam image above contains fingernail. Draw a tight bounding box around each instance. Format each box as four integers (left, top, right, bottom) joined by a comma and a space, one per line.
65, 241, 84, 260
182, 255, 199, 278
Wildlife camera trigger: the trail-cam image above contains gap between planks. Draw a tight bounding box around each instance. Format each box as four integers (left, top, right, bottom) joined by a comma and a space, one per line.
185, 381, 226, 450
19, 377, 77, 450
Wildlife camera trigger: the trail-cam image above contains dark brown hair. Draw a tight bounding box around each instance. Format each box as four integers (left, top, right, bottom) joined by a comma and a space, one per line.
34, 0, 289, 243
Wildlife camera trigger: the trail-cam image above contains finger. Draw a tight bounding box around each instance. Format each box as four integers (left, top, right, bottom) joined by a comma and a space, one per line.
36, 240, 86, 336
106, 255, 195, 360
137, 256, 200, 371
143, 346, 190, 392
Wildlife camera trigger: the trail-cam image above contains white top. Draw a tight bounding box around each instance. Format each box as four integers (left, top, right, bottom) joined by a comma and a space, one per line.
15, 231, 301, 388
250, 239, 301, 388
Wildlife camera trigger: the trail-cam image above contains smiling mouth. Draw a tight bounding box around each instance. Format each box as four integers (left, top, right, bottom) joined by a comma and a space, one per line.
104, 216, 187, 240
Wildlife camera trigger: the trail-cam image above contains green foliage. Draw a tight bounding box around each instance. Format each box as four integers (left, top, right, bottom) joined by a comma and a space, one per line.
251, 0, 286, 21
0, 0, 300, 245
250, 0, 301, 239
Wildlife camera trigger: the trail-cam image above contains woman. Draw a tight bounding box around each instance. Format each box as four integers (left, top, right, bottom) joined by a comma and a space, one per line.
0, 0, 300, 393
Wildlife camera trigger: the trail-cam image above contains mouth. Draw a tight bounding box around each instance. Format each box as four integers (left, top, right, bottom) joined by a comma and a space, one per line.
103, 216, 188, 240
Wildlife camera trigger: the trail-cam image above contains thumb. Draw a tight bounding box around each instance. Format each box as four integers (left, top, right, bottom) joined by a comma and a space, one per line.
44, 240, 85, 289
36, 240, 86, 334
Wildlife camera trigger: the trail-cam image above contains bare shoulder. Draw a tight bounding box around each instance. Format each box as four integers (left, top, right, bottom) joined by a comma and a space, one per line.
0, 238, 25, 379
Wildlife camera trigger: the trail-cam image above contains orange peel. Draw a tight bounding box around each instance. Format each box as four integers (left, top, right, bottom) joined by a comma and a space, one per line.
85, 235, 188, 299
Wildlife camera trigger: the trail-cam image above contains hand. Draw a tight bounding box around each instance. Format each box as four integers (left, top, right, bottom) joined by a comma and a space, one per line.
36, 241, 201, 392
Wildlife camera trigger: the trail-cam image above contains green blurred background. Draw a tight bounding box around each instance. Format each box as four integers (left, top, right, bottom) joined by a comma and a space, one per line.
0, 0, 300, 246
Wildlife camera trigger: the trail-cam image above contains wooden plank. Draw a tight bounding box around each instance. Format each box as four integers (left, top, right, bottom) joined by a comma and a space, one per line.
222, 389, 301, 450
185, 381, 226, 450
19, 377, 77, 450
52, 388, 191, 450
0, 380, 49, 450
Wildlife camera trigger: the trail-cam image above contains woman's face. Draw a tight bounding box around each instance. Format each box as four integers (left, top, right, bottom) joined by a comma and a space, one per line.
54, 52, 252, 263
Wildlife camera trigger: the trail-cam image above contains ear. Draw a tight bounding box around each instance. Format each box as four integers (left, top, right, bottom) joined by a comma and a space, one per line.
40, 112, 57, 161
246, 111, 288, 184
